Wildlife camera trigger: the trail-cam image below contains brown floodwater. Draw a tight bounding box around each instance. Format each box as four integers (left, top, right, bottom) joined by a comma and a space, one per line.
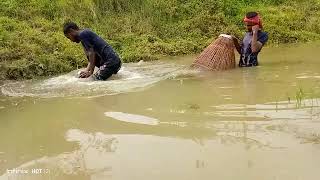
0, 43, 320, 180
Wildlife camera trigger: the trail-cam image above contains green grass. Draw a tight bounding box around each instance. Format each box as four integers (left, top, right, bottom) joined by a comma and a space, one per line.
1, 0, 320, 80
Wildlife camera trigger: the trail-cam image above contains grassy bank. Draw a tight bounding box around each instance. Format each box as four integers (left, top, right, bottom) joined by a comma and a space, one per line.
1, 0, 320, 80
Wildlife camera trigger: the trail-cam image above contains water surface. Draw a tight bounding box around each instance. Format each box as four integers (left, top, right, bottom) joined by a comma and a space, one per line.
0, 43, 320, 180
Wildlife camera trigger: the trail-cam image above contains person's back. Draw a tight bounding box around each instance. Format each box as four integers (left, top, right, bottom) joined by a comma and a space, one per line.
79, 29, 120, 67
63, 22, 122, 80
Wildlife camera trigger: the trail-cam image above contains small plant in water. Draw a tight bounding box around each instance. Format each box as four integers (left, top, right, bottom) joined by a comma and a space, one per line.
185, 103, 200, 110
295, 87, 305, 108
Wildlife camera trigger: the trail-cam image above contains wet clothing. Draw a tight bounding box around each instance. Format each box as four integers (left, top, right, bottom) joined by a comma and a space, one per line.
239, 31, 268, 67
79, 29, 122, 80
93, 61, 122, 80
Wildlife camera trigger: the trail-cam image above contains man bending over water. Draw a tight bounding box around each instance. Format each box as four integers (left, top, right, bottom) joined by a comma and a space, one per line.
63, 22, 122, 80
232, 12, 268, 67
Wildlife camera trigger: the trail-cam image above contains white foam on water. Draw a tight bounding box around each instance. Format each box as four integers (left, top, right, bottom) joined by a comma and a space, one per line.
1, 61, 198, 98
104, 112, 159, 125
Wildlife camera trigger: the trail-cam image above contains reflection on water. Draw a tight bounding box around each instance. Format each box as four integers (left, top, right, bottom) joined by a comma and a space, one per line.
2, 118, 320, 180
0, 129, 117, 180
210, 99, 320, 120
104, 112, 159, 125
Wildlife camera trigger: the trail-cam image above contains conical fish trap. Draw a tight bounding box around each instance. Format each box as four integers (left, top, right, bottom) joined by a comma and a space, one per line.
192, 34, 235, 71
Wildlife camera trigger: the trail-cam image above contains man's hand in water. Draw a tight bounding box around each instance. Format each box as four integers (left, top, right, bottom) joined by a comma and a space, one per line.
79, 70, 92, 78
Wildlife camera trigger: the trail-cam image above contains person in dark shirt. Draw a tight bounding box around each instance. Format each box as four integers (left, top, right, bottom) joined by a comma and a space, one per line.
232, 12, 268, 67
63, 22, 122, 80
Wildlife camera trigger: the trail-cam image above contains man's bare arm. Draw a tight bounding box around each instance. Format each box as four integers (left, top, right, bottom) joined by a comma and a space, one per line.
251, 25, 263, 53
86, 48, 96, 74
79, 48, 96, 78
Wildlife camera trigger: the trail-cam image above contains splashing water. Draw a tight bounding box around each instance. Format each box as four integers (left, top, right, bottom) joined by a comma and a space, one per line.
0, 61, 198, 98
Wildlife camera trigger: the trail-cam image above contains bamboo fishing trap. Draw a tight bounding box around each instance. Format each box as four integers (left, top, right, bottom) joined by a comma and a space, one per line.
191, 34, 236, 71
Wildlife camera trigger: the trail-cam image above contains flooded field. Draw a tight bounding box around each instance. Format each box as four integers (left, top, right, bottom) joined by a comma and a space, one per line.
0, 43, 320, 180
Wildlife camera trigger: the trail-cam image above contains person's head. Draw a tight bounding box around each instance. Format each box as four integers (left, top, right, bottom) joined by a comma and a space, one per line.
243, 11, 262, 32
63, 22, 80, 43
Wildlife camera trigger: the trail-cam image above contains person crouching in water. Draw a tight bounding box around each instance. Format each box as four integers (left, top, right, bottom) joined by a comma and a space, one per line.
232, 12, 268, 67
63, 22, 122, 80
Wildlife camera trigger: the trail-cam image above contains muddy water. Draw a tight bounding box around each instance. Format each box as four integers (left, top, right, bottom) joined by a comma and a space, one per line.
0, 43, 320, 180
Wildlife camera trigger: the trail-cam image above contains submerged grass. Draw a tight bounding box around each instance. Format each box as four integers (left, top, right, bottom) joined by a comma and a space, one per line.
291, 86, 320, 109
296, 87, 306, 108
1, 0, 320, 79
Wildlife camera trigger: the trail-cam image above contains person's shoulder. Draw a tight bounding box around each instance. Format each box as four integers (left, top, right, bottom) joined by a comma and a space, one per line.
241, 32, 250, 39
244, 32, 251, 36
79, 29, 95, 38
258, 31, 269, 45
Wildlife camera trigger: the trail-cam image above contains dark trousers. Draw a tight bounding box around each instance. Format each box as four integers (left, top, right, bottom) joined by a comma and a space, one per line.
94, 61, 122, 80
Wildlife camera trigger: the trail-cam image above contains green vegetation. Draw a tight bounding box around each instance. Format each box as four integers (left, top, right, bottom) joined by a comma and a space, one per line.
292, 86, 320, 109
1, 0, 320, 80
295, 87, 306, 108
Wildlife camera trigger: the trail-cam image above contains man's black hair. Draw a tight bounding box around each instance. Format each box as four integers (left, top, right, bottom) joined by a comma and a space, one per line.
246, 12, 258, 18
63, 22, 79, 34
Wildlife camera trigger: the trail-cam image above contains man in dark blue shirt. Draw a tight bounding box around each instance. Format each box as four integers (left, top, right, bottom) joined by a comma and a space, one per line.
63, 22, 122, 80
232, 12, 268, 67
